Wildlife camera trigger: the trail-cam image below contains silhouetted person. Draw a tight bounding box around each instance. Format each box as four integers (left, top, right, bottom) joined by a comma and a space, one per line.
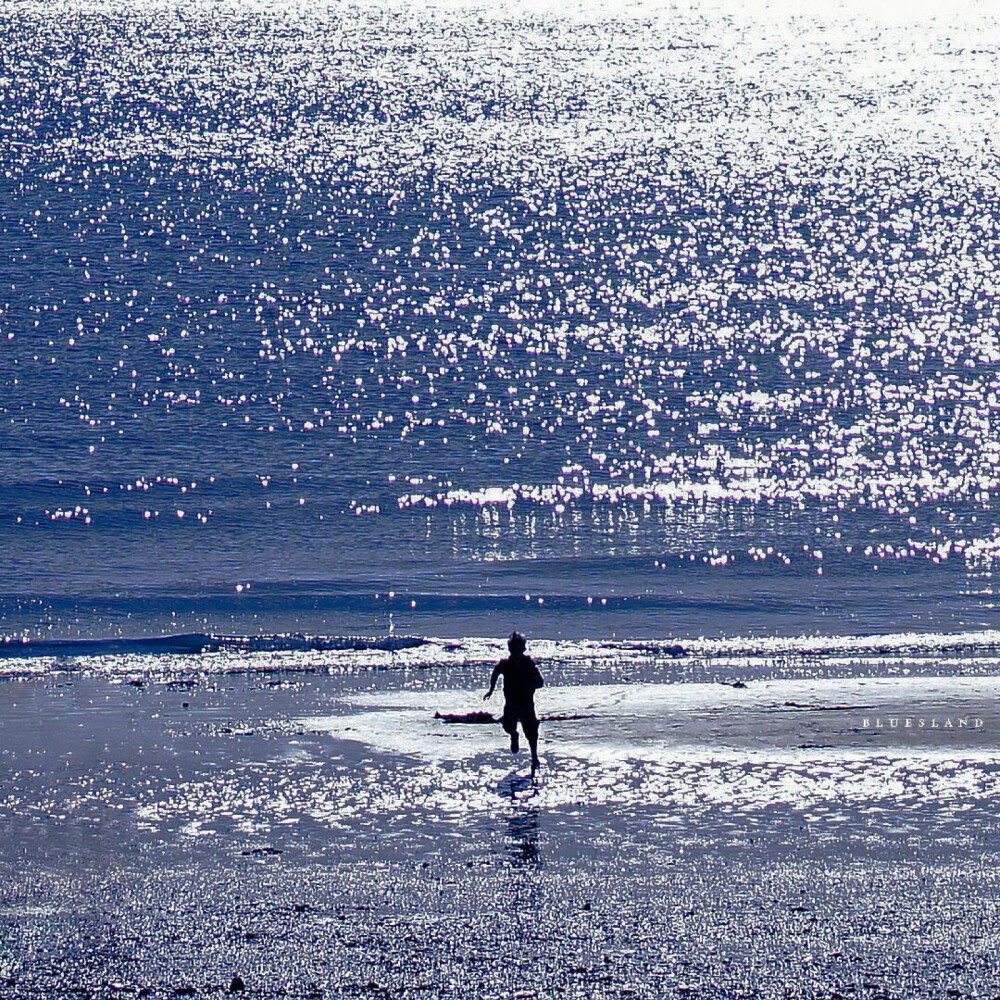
484, 632, 544, 770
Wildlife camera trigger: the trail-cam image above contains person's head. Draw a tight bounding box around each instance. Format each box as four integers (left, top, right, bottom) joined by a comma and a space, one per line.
508, 631, 527, 655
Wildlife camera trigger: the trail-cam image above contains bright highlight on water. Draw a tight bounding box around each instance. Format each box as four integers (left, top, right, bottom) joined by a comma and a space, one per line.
1, 0, 998, 646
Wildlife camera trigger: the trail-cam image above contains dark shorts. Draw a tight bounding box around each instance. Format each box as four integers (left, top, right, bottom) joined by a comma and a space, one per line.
501, 702, 539, 737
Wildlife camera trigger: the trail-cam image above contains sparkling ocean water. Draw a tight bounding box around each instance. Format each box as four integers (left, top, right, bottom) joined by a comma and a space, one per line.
2, 0, 1000, 658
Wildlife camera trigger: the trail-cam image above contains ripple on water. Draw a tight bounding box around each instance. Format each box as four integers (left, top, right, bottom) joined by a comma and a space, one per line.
2, 0, 999, 636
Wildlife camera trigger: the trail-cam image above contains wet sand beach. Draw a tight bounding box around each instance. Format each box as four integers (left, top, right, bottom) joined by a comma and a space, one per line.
1, 657, 999, 998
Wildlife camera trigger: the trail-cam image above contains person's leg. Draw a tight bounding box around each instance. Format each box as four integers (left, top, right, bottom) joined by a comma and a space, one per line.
502, 710, 519, 753
524, 715, 540, 769
527, 731, 539, 770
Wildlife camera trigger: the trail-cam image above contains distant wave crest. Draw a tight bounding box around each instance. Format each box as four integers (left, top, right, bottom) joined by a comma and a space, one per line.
0, 632, 430, 659
3, 629, 1000, 684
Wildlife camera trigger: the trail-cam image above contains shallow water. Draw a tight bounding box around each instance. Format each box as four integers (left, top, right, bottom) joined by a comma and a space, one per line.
3, 667, 998, 864
2, 0, 1000, 646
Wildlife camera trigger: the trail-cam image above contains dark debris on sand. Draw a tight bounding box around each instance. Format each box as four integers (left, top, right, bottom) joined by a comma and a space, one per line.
433, 711, 598, 724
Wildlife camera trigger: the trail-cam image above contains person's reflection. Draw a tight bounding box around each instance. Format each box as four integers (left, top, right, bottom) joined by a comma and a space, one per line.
505, 807, 540, 866
496, 769, 540, 865
498, 769, 534, 799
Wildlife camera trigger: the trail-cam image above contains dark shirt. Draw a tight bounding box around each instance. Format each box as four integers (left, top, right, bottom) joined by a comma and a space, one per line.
491, 653, 544, 706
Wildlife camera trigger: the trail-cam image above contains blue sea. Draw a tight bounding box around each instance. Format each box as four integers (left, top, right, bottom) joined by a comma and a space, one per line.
2, 0, 999, 668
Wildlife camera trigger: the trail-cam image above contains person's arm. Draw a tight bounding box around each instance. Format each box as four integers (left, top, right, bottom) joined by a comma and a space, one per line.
531, 659, 544, 689
484, 662, 502, 700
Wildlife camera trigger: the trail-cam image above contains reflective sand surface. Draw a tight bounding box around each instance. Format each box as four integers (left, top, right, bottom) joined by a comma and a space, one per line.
2, 663, 999, 995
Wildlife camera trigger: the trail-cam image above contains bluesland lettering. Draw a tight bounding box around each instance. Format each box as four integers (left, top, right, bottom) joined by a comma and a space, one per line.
862, 716, 985, 730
